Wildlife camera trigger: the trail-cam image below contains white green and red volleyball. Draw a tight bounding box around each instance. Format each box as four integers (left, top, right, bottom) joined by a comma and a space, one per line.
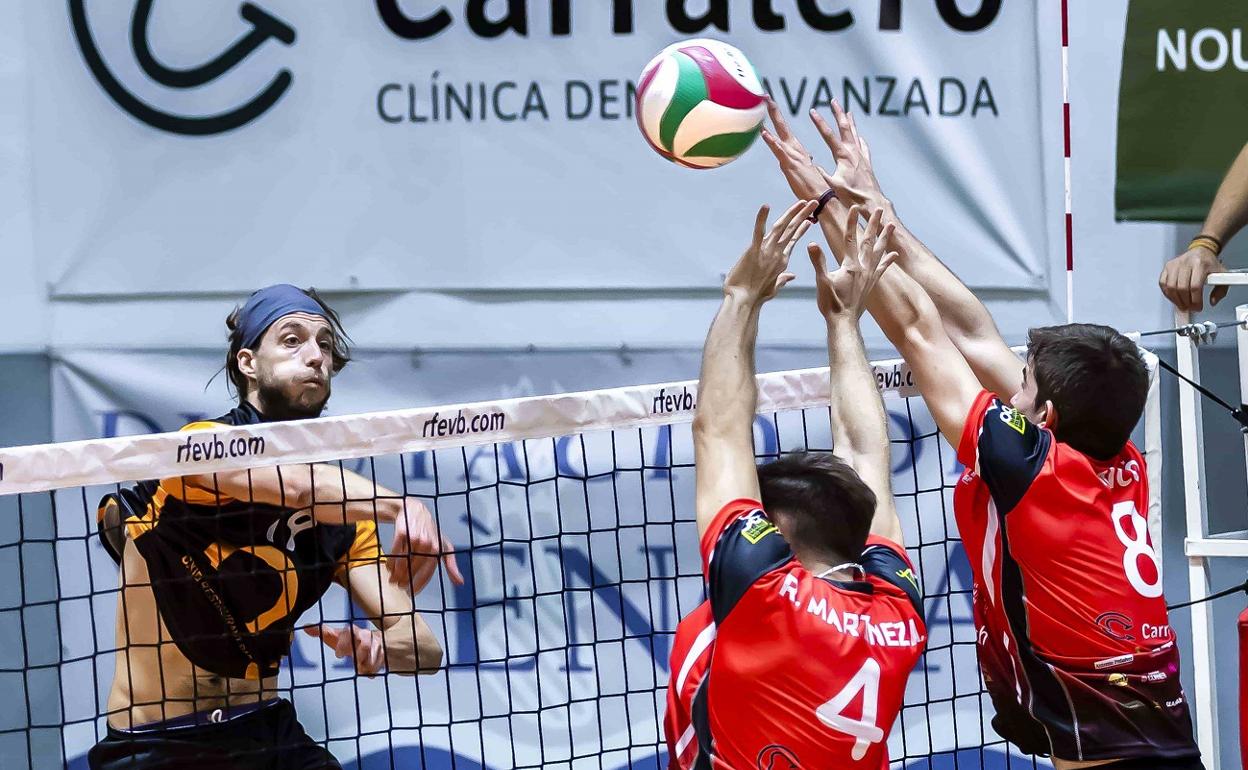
635, 39, 767, 169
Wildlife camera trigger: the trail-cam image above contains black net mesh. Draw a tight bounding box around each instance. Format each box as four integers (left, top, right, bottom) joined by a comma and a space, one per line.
0, 394, 1045, 769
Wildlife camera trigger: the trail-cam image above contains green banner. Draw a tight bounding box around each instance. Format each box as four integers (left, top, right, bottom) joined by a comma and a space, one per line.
1116, 0, 1248, 221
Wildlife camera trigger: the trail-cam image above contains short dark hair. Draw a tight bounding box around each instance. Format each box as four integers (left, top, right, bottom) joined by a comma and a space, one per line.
1026, 323, 1148, 460
757, 452, 876, 561
224, 287, 352, 400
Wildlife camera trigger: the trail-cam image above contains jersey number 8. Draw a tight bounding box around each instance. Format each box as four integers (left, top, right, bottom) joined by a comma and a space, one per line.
1111, 501, 1162, 599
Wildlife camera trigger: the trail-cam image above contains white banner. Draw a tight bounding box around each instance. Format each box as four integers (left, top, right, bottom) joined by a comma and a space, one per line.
30, 0, 1049, 295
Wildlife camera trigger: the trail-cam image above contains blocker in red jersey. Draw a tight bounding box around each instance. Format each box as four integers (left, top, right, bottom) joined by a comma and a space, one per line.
666, 199, 925, 768
761, 98, 1203, 768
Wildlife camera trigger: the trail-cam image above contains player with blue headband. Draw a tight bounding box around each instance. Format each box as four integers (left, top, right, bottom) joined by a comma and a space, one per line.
90, 284, 463, 770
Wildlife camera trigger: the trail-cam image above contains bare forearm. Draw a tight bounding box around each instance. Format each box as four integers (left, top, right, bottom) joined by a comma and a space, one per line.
819, 211, 1020, 396
825, 315, 889, 463
870, 201, 1003, 348
692, 292, 765, 531
693, 294, 761, 446
307, 467, 402, 525
825, 314, 902, 542
378, 612, 443, 675
190, 465, 403, 524
1203, 142, 1248, 245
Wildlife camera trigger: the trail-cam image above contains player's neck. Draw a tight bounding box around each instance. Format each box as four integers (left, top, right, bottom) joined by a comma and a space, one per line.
798, 550, 859, 581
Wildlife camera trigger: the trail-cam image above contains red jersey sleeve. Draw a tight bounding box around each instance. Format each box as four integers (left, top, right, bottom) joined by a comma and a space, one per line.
956, 389, 998, 469
699, 499, 794, 624
957, 390, 1051, 515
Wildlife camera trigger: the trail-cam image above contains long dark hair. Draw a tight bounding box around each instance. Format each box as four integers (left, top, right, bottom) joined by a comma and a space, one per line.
222, 287, 352, 401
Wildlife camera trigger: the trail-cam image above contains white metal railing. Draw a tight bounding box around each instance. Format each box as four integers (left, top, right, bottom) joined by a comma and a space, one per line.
1174, 270, 1248, 769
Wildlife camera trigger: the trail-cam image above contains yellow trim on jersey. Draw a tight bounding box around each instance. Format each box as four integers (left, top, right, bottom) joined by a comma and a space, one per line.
334, 519, 386, 584
202, 542, 300, 636
159, 477, 237, 506
161, 421, 238, 505
180, 421, 225, 432
125, 486, 168, 539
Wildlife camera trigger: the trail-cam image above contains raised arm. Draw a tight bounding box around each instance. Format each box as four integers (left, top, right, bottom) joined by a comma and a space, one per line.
167, 460, 464, 594
1160, 140, 1248, 311
693, 201, 815, 536
809, 205, 902, 543
172, 464, 402, 524
809, 203, 981, 450
763, 100, 1024, 399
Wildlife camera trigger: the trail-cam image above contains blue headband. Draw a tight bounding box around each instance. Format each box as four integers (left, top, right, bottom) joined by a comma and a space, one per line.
238, 284, 328, 350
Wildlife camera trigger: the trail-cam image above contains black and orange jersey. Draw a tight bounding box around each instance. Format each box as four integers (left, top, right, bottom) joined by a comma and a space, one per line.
97, 402, 384, 680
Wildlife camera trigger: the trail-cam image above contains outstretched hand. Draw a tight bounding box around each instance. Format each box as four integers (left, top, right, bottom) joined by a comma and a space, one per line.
723, 200, 817, 305
387, 497, 465, 594
761, 99, 831, 202
761, 98, 886, 211
810, 100, 886, 206
810, 205, 897, 320
304, 624, 385, 677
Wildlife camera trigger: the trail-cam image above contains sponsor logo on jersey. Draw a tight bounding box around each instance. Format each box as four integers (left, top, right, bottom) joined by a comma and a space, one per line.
997, 405, 1027, 435
1107, 673, 1129, 687
1095, 611, 1136, 642
741, 511, 778, 544
1165, 697, 1185, 708
1097, 459, 1142, 490
1142, 670, 1168, 683
895, 567, 919, 592
1095, 654, 1136, 671
756, 744, 801, 769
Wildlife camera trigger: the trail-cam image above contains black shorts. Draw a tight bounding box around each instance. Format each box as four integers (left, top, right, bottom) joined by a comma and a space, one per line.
1100, 758, 1206, 770
87, 699, 340, 770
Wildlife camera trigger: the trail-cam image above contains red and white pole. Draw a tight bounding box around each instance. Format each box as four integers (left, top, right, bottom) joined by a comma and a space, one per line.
1061, 0, 1074, 323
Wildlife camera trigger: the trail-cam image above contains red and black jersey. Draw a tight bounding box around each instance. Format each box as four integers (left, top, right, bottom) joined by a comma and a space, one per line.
665, 600, 713, 769
955, 390, 1199, 762
665, 499, 925, 769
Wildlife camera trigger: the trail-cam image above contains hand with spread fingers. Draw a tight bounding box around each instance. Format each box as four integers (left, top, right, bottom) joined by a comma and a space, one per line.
304, 624, 386, 677
388, 497, 465, 594
724, 199, 818, 305
760, 99, 833, 203
810, 205, 898, 320
761, 98, 887, 212
808, 99, 887, 206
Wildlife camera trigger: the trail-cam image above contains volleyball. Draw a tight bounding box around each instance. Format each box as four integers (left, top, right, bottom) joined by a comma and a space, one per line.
635, 39, 767, 169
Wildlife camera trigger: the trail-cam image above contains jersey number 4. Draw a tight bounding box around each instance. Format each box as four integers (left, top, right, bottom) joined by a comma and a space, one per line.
815, 658, 884, 761
1111, 501, 1162, 599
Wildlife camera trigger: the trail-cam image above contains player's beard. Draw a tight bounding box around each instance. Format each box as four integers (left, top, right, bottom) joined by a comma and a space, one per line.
255, 370, 330, 421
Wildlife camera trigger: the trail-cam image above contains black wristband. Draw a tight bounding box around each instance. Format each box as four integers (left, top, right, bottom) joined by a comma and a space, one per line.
809, 189, 837, 222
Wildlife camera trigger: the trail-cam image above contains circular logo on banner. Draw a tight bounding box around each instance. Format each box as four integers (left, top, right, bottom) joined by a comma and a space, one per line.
68, 0, 296, 135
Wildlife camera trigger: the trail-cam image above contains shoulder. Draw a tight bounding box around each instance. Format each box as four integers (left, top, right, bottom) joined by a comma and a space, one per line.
961, 397, 1052, 514
178, 405, 257, 431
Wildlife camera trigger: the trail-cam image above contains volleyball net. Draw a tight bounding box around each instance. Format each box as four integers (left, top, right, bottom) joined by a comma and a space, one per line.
0, 353, 1164, 769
